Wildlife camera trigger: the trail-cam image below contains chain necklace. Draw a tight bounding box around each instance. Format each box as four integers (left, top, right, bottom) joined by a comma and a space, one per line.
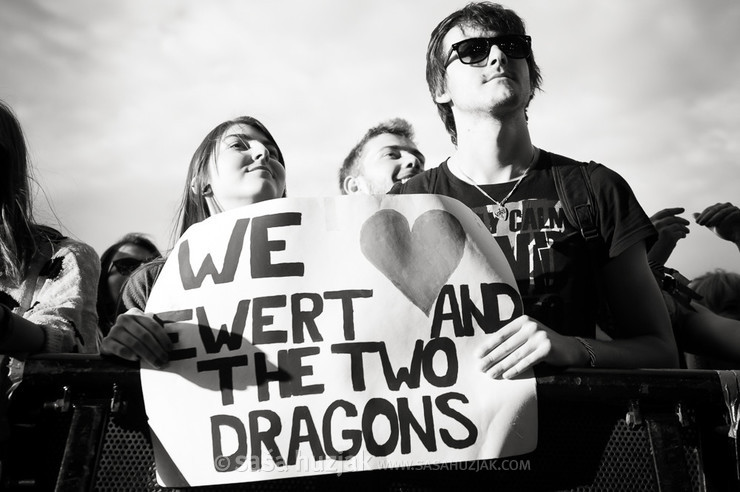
452, 147, 538, 221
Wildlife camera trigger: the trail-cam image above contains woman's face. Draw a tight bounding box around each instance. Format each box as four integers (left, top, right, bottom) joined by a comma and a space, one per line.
106, 244, 155, 304
207, 123, 286, 211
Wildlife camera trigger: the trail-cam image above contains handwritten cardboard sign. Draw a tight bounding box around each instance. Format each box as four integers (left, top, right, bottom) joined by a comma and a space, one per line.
141, 195, 537, 487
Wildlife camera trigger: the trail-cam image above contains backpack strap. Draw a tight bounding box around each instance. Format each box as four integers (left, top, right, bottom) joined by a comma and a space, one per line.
551, 154, 610, 335
551, 154, 601, 243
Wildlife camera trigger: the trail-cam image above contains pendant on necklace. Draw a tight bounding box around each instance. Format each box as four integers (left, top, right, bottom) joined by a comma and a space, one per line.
493, 205, 509, 221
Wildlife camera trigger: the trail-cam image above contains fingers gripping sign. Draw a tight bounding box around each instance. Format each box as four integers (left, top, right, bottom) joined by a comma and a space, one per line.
478, 315, 589, 379
101, 308, 174, 368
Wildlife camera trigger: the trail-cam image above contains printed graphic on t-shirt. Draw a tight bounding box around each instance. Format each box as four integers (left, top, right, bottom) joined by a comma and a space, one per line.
471, 198, 568, 293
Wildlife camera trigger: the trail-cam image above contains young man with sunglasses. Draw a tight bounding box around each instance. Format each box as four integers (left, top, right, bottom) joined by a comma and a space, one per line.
339, 118, 425, 195
389, 2, 678, 376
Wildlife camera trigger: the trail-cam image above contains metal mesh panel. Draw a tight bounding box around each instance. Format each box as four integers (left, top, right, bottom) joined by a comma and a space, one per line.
572, 419, 704, 492
573, 420, 658, 492
684, 444, 705, 492
683, 420, 706, 492
94, 417, 160, 491
91, 415, 706, 492
93, 416, 324, 491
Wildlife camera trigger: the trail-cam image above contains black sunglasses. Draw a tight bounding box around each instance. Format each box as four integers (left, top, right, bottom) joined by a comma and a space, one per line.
447, 35, 531, 66
109, 257, 146, 276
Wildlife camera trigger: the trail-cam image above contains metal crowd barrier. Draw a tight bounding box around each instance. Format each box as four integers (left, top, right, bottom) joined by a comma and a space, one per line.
1, 355, 739, 491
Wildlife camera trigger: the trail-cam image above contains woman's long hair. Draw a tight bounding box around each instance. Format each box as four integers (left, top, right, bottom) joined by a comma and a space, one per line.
0, 100, 38, 282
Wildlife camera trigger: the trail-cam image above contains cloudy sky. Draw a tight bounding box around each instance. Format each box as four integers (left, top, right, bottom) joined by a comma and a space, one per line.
1, 0, 738, 279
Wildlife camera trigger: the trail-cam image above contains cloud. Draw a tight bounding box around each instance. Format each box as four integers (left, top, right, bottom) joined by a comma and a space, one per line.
2, 0, 739, 279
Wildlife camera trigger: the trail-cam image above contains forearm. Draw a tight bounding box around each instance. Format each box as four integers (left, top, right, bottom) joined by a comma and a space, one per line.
601, 242, 680, 369
584, 335, 679, 369
679, 305, 740, 362
0, 305, 46, 354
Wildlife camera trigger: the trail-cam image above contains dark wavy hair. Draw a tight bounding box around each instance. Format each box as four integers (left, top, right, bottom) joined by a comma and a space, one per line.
426, 2, 543, 145
96, 233, 161, 332
174, 116, 285, 241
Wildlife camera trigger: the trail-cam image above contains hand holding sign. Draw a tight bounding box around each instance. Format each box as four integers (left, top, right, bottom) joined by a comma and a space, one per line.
478, 314, 588, 379
102, 308, 172, 368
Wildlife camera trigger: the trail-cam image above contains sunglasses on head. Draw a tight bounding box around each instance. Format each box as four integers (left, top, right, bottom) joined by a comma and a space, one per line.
109, 257, 146, 276
447, 34, 531, 66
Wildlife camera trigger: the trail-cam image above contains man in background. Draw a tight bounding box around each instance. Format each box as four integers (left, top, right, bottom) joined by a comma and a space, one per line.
339, 118, 425, 195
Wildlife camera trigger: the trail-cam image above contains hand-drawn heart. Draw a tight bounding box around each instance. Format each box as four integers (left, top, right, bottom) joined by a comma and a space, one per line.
360, 209, 466, 315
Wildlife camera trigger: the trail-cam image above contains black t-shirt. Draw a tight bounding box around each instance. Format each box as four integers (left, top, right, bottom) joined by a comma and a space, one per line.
389, 149, 656, 337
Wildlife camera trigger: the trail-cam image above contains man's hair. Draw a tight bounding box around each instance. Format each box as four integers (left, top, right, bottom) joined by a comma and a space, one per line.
338, 118, 416, 194
691, 269, 740, 321
426, 2, 543, 145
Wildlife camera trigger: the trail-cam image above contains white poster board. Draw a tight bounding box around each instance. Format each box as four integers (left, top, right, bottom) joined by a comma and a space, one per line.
141, 195, 537, 487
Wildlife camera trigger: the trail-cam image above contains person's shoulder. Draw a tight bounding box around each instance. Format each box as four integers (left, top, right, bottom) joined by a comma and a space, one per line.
388, 163, 446, 194
131, 257, 167, 284
33, 229, 100, 279
544, 149, 600, 170
33, 226, 97, 260
54, 237, 99, 262
544, 149, 618, 182
120, 257, 167, 311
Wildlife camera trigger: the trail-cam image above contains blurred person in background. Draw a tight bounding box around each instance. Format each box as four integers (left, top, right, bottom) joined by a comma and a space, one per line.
649, 202, 740, 368
1, 99, 99, 450
97, 233, 160, 338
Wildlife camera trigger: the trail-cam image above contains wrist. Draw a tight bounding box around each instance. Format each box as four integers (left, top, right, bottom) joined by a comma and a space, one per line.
574, 336, 596, 368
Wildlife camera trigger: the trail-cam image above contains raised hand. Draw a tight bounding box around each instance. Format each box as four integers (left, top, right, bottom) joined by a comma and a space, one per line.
694, 202, 740, 247
648, 207, 690, 266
